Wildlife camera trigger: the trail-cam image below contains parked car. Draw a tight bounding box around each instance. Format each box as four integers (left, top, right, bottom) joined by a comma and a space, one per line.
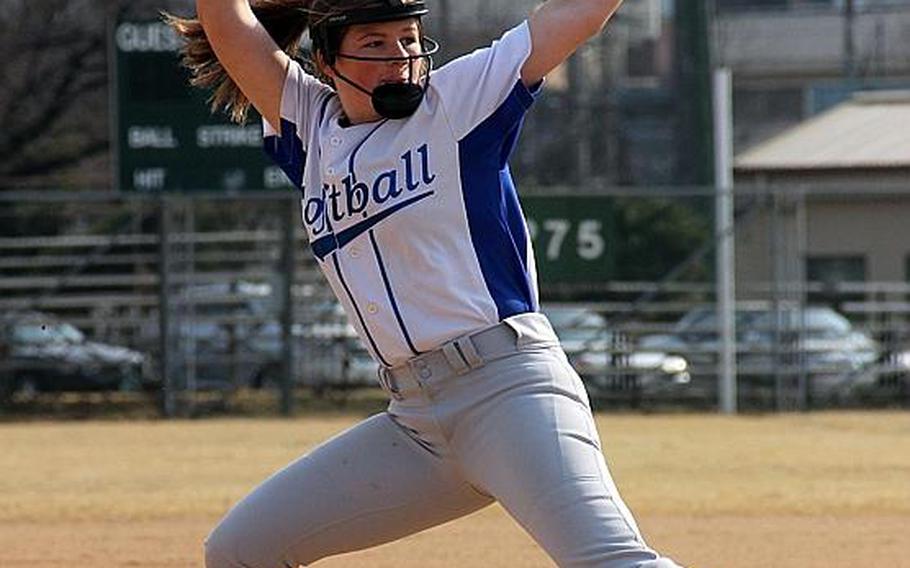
638, 303, 893, 397
145, 283, 378, 391
248, 309, 379, 391
0, 311, 152, 403
541, 306, 691, 395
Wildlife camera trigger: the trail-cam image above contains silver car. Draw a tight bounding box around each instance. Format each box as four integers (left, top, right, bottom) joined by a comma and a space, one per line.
638, 303, 894, 398
542, 306, 690, 395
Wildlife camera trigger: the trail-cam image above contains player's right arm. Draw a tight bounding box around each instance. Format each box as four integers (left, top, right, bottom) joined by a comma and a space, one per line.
523, 0, 624, 87
195, 0, 289, 129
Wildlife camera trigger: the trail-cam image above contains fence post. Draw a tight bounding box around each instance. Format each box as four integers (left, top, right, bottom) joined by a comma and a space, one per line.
770, 190, 784, 411
158, 194, 176, 418
795, 191, 809, 411
280, 195, 297, 417
713, 67, 737, 414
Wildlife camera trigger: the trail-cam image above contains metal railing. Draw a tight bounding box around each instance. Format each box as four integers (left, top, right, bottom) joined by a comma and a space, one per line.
1, 187, 908, 415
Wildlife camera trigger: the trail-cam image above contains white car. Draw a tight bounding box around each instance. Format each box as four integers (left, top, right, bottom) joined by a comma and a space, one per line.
542, 306, 691, 395
638, 303, 901, 399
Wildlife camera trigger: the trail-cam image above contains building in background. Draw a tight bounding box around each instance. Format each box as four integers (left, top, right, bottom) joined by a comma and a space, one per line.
716, 0, 910, 152
734, 91, 910, 292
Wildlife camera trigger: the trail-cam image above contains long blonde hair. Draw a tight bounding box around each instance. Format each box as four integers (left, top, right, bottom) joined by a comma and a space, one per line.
164, 0, 377, 123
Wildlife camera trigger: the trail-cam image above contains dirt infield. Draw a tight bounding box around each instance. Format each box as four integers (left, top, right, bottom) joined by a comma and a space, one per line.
1, 412, 908, 567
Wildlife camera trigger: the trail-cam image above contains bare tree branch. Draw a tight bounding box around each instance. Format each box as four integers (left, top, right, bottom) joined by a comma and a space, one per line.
0, 0, 189, 190
0, 36, 106, 165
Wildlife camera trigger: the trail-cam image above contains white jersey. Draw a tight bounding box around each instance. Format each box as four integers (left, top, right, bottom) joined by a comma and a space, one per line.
263, 22, 541, 367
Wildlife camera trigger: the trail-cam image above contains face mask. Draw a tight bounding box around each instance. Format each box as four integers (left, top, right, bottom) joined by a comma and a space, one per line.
329, 36, 439, 121
370, 82, 425, 119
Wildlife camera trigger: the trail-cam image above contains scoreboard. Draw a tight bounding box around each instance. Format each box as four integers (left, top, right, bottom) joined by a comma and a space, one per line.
522, 196, 615, 285
114, 20, 291, 192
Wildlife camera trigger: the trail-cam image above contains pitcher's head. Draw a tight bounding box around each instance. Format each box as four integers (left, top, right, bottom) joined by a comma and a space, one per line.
309, 0, 439, 122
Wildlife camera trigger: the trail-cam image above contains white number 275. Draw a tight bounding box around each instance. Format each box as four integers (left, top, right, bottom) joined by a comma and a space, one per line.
525, 218, 605, 261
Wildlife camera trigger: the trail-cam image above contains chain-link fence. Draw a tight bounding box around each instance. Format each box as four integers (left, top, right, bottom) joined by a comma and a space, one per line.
1, 186, 908, 415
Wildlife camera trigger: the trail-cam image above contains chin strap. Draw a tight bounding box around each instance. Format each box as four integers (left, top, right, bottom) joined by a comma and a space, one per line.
329, 63, 428, 120
330, 67, 376, 99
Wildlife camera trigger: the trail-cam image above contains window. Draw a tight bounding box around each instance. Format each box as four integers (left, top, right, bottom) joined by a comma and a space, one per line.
806, 255, 866, 305
807, 256, 866, 284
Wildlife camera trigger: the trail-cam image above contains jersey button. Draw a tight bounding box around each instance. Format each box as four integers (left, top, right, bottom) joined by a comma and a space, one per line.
330, 136, 342, 147
349, 247, 360, 258
367, 303, 379, 315
326, 167, 337, 176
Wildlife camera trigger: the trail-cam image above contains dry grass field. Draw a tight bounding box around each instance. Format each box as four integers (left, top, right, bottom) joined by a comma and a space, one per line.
1, 410, 908, 567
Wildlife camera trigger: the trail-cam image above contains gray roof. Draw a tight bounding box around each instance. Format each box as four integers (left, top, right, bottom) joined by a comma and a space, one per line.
735, 91, 910, 172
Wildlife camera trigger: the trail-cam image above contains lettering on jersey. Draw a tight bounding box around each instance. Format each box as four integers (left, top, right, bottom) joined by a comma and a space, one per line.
310, 192, 435, 260
305, 143, 436, 237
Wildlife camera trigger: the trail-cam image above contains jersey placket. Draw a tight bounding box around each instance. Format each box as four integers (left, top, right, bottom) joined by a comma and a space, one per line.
319, 135, 394, 367
344, 123, 422, 360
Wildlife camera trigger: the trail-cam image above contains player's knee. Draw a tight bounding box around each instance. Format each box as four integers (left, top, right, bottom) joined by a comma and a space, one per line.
638, 558, 685, 568
204, 518, 314, 568
203, 524, 244, 568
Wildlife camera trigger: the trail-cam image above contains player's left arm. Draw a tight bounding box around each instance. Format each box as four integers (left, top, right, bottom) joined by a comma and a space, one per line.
521, 0, 625, 87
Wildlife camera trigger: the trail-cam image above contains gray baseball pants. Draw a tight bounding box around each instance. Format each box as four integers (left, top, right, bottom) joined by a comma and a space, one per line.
205, 313, 682, 567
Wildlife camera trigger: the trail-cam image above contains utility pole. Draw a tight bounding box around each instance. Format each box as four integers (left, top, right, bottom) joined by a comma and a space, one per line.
674, 0, 714, 186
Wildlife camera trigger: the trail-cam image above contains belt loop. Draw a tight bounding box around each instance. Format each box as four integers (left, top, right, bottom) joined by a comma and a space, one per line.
456, 336, 484, 369
442, 342, 470, 375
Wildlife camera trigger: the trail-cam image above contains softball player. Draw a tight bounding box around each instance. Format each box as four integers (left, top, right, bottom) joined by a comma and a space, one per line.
170, 1, 683, 566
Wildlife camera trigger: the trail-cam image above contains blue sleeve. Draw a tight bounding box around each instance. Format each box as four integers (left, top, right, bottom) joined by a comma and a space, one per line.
262, 61, 333, 188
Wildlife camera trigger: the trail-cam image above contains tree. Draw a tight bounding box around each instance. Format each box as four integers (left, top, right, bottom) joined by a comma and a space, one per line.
613, 196, 712, 281
0, 0, 189, 190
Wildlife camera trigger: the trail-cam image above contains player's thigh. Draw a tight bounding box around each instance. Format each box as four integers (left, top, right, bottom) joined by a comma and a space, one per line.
455, 351, 674, 567
205, 412, 492, 568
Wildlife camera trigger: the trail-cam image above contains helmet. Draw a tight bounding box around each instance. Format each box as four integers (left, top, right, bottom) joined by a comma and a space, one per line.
309, 0, 439, 120
322, 0, 429, 32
